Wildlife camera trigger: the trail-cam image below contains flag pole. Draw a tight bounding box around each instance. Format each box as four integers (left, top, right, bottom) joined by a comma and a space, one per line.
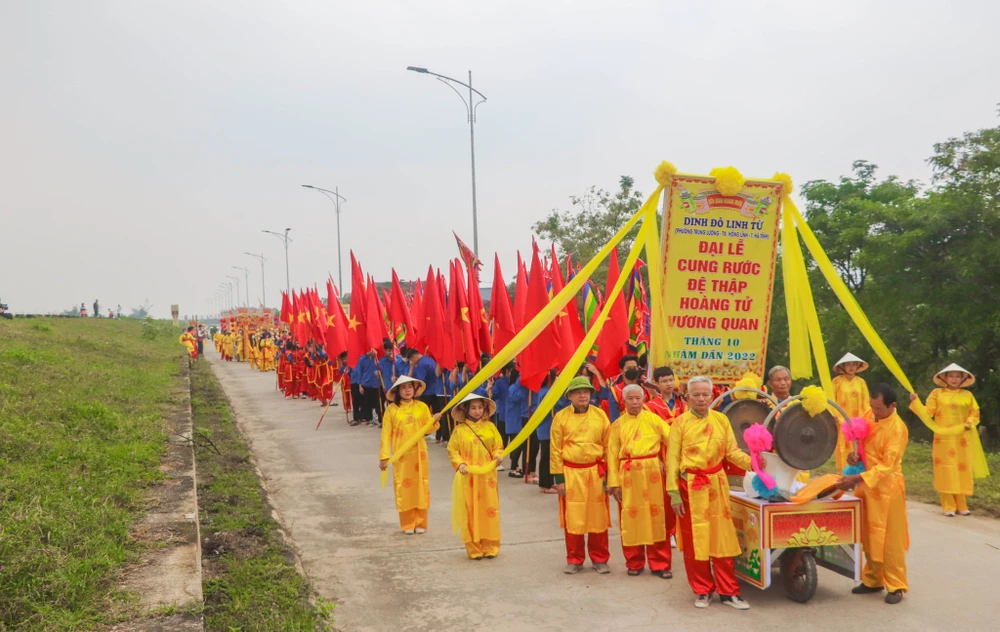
316, 379, 344, 430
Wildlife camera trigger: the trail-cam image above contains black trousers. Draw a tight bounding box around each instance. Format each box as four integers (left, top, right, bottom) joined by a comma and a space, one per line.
351, 384, 364, 420
524, 427, 540, 475
538, 439, 553, 488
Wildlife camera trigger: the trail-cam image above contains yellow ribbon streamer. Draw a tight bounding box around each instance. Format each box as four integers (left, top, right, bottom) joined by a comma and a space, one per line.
381, 185, 664, 487
787, 203, 989, 478
781, 201, 813, 380
643, 199, 676, 367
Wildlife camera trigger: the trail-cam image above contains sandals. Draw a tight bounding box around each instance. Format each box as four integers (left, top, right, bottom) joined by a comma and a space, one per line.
508, 469, 524, 478
627, 569, 643, 576
654, 570, 673, 579
541, 487, 559, 494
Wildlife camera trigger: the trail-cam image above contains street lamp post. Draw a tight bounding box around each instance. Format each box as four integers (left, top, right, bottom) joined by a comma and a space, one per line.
226, 276, 241, 310
245, 252, 267, 308
232, 266, 250, 307
406, 65, 487, 256
263, 228, 292, 296
301, 185, 346, 290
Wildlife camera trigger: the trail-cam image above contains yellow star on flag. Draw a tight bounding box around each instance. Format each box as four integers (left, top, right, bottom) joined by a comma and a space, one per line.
348, 316, 360, 331
461, 307, 471, 323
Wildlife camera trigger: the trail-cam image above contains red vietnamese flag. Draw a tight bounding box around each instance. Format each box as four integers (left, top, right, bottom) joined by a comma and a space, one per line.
347, 264, 369, 366
451, 259, 479, 369
467, 263, 491, 356
550, 245, 578, 367
295, 291, 310, 346
409, 275, 427, 353
519, 248, 562, 391
512, 252, 528, 330
325, 281, 348, 357
595, 247, 630, 379
310, 288, 327, 346
365, 277, 385, 356
489, 254, 516, 355
280, 291, 291, 324
389, 269, 414, 348
423, 267, 454, 369
564, 253, 587, 348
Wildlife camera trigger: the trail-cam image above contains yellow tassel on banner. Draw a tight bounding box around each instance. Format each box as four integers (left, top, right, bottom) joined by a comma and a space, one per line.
381, 184, 665, 487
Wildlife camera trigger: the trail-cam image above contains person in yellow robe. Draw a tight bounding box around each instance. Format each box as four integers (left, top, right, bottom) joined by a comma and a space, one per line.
179, 327, 197, 361
667, 376, 753, 610
910, 363, 980, 516
448, 393, 504, 559
213, 331, 222, 353
832, 352, 872, 470
551, 376, 612, 574
837, 382, 908, 604
608, 384, 672, 578
379, 376, 441, 534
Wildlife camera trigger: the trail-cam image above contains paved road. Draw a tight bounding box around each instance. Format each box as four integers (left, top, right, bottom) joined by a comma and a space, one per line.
207, 354, 999, 631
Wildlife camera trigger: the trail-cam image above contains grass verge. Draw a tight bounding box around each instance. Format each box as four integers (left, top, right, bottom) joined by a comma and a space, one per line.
190, 359, 334, 631
0, 317, 182, 630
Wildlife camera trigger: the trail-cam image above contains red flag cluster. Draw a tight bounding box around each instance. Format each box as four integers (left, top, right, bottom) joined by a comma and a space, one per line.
278, 236, 650, 384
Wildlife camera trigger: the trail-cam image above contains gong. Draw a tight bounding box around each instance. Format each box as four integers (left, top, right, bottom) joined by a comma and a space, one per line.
771, 405, 839, 470
724, 399, 772, 451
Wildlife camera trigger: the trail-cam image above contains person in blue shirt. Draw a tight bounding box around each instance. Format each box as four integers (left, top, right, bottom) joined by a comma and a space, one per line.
535, 372, 558, 493
405, 349, 451, 443
505, 370, 531, 478
491, 365, 511, 439
352, 351, 381, 426
377, 339, 402, 396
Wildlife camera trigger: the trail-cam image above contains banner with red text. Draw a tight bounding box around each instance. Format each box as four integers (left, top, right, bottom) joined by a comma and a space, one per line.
659, 176, 783, 384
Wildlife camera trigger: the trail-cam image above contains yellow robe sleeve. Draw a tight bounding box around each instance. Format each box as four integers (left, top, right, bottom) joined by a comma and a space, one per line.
860, 420, 906, 491
967, 394, 981, 427
447, 427, 464, 470
550, 411, 565, 480
925, 389, 940, 419
379, 405, 396, 461
607, 423, 622, 488
665, 416, 684, 505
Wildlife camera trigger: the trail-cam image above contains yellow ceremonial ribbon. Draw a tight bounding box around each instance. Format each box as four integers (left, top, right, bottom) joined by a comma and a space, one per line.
787, 203, 989, 478
781, 201, 813, 381
449, 219, 652, 532
643, 199, 676, 367
382, 185, 665, 488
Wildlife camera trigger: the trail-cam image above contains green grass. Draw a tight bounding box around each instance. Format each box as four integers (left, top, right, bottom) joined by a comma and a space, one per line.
0, 317, 183, 630
816, 438, 1000, 517
190, 360, 334, 631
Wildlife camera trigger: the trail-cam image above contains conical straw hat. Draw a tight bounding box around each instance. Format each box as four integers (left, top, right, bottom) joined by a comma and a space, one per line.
451, 392, 497, 422
934, 363, 975, 388
833, 352, 869, 374
387, 375, 426, 399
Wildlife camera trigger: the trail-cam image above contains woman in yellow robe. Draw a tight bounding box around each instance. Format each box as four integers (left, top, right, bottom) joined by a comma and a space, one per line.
448, 393, 504, 559
912, 364, 980, 516
832, 352, 871, 470
379, 376, 441, 534
607, 385, 671, 577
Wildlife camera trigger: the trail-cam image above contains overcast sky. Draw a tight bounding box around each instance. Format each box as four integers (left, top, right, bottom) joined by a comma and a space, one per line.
3, 1, 998, 318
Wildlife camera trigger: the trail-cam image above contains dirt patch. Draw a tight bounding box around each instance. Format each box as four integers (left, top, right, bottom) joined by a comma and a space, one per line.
116, 357, 203, 628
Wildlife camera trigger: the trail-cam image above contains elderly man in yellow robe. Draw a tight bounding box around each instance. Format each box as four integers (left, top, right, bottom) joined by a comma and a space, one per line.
552, 376, 612, 574
608, 384, 672, 578
667, 376, 754, 610
910, 363, 980, 516
448, 393, 505, 559
832, 353, 872, 470
837, 382, 909, 605
379, 376, 442, 534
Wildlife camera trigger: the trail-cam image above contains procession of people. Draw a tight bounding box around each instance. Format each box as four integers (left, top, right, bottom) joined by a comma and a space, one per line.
193, 242, 990, 614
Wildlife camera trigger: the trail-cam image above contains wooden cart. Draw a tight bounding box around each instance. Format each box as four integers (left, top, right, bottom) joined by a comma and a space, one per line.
730, 491, 862, 602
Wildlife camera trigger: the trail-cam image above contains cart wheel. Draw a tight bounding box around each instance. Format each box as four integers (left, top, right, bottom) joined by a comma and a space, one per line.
780, 550, 817, 603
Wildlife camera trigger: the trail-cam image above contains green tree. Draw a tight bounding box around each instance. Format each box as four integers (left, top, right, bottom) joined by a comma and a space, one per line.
533, 176, 649, 287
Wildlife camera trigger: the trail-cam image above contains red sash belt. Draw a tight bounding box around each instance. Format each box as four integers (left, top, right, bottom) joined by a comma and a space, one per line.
565, 458, 608, 478
685, 462, 723, 491
623, 453, 657, 472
